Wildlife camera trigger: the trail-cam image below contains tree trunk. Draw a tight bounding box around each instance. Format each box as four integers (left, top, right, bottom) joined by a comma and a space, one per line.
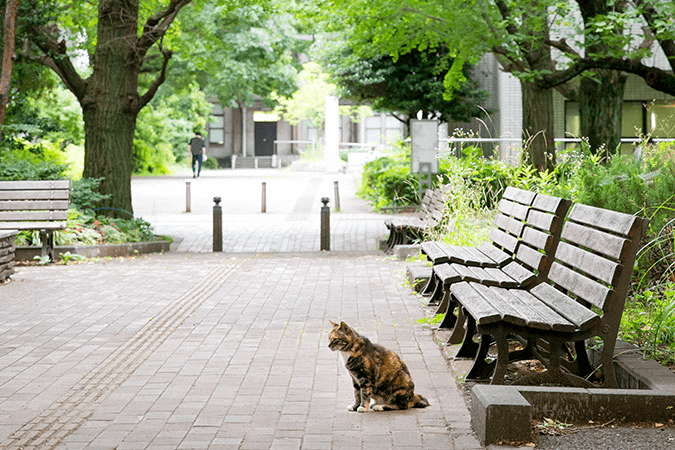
80, 0, 142, 217
579, 70, 626, 155
0, 0, 19, 133
521, 79, 556, 172
577, 0, 627, 157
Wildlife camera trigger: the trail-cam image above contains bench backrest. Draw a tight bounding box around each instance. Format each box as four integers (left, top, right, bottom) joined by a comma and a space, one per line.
420, 185, 449, 222
487, 186, 537, 256
512, 193, 571, 277
0, 180, 71, 231
547, 203, 647, 332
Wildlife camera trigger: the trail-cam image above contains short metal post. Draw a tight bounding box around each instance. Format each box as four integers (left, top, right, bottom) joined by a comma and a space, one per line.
261, 182, 267, 213
213, 196, 222, 252
185, 180, 191, 213
320, 197, 330, 251
333, 181, 341, 212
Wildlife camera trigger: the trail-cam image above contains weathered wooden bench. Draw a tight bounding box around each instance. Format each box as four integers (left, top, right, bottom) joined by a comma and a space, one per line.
382, 185, 448, 253
420, 187, 536, 272
431, 192, 571, 345
450, 203, 647, 388
0, 180, 71, 261
421, 188, 569, 305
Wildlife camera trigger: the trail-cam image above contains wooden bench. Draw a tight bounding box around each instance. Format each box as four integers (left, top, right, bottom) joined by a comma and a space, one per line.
0, 180, 71, 261
382, 185, 449, 253
450, 203, 647, 388
419, 187, 536, 300
431, 192, 571, 345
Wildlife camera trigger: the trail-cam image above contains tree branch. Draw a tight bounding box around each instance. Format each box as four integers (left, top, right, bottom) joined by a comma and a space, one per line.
136, 0, 191, 60
537, 56, 675, 96
138, 43, 172, 110
24, 25, 87, 101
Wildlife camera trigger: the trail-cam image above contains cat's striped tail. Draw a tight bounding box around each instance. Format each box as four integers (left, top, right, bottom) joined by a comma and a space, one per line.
412, 394, 430, 408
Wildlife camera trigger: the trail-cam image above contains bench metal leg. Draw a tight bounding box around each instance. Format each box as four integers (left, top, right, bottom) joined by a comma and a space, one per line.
40, 230, 56, 262
419, 271, 437, 297
465, 333, 496, 381
456, 314, 480, 359
445, 303, 467, 345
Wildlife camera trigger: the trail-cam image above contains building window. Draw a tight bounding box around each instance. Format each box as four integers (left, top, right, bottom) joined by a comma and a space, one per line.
565, 100, 675, 153
209, 105, 224, 145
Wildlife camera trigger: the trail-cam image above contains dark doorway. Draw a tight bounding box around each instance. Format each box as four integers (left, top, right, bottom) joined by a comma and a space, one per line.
255, 122, 277, 156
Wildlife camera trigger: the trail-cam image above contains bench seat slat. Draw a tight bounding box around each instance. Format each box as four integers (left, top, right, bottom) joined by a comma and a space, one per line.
482, 267, 520, 287
471, 283, 527, 327
420, 241, 449, 264
476, 243, 512, 267
529, 283, 600, 331
548, 262, 613, 309
435, 263, 462, 285
442, 243, 497, 267
500, 261, 537, 286
488, 286, 576, 332
452, 282, 501, 326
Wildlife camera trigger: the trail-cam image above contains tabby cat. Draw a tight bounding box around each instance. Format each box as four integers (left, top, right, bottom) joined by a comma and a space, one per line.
328, 321, 429, 412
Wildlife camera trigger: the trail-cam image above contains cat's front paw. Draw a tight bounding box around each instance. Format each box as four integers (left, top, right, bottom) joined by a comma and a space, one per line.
357, 405, 369, 413
347, 405, 358, 412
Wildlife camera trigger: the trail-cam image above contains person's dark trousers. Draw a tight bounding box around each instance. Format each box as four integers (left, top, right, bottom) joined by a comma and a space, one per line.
192, 154, 203, 177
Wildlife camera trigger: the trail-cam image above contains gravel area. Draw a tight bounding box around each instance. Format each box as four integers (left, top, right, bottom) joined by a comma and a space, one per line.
533, 425, 675, 449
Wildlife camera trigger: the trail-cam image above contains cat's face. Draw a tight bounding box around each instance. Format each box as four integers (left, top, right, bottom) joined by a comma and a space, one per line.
328, 321, 354, 352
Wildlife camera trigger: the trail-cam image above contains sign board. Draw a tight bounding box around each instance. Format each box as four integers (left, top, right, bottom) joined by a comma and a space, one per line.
411, 119, 439, 173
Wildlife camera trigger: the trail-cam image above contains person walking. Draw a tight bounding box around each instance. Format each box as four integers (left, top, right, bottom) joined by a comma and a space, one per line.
189, 132, 206, 178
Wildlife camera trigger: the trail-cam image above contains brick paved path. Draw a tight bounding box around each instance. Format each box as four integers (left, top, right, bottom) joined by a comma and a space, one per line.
0, 169, 482, 449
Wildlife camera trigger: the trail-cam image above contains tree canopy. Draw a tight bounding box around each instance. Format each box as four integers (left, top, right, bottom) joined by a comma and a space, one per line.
317, 39, 488, 127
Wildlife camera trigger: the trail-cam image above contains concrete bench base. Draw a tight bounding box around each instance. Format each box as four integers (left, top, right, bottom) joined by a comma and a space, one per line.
0, 231, 17, 283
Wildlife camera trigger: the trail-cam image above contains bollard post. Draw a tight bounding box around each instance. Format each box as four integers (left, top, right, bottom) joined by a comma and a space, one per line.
213, 196, 222, 252
185, 179, 192, 213
333, 180, 341, 212
320, 197, 330, 251
261, 182, 267, 213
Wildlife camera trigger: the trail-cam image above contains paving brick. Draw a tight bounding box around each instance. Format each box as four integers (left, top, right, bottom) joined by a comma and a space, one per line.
0, 170, 479, 449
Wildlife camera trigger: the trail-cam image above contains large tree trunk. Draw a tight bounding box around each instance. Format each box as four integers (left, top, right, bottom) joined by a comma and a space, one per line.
521, 79, 556, 171
577, 0, 627, 157
579, 69, 626, 155
0, 0, 19, 133
80, 0, 142, 217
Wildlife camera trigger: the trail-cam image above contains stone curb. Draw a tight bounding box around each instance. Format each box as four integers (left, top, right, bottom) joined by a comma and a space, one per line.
14, 239, 171, 261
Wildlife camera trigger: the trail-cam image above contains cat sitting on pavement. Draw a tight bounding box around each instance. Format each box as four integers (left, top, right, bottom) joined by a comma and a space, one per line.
328, 321, 429, 412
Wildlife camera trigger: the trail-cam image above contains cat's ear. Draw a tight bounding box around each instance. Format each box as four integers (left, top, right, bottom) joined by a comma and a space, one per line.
340, 321, 349, 329
329, 320, 338, 327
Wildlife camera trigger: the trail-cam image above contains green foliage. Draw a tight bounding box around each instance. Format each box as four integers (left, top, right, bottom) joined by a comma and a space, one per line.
357, 143, 419, 210
274, 62, 335, 128
69, 178, 111, 212
317, 39, 488, 124
0, 136, 68, 180
621, 284, 675, 365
